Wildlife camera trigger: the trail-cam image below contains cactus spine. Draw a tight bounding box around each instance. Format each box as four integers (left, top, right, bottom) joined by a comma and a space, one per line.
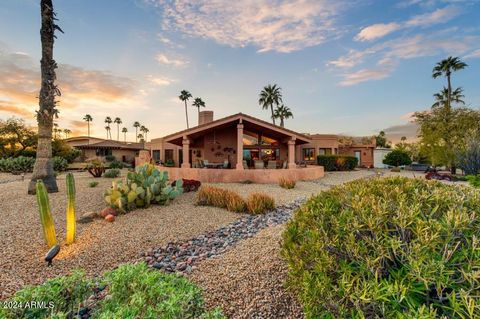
36, 180, 57, 248
65, 173, 76, 244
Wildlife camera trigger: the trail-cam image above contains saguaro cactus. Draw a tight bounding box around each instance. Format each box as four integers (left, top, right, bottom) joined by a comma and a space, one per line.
36, 180, 57, 247
65, 172, 76, 244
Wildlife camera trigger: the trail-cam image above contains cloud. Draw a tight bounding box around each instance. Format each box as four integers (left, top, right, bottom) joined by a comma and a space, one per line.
382, 122, 419, 143
339, 68, 392, 86
150, 0, 346, 53
464, 48, 480, 59
155, 53, 189, 67
355, 6, 462, 42
147, 75, 176, 86
355, 23, 401, 41
0, 101, 35, 118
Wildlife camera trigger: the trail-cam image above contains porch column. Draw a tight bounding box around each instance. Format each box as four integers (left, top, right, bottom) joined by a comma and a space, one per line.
331, 147, 335, 155
181, 136, 190, 168
236, 123, 244, 170
288, 138, 296, 169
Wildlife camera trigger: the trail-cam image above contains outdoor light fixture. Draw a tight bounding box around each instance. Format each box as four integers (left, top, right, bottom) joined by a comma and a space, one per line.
45, 244, 60, 266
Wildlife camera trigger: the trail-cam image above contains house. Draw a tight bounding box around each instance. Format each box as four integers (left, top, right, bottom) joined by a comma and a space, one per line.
64, 136, 145, 163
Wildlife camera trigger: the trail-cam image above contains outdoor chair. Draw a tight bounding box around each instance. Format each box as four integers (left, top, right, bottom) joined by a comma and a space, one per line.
267, 160, 276, 169
282, 160, 288, 169
254, 160, 264, 169
223, 160, 229, 168
202, 159, 209, 168
243, 160, 249, 169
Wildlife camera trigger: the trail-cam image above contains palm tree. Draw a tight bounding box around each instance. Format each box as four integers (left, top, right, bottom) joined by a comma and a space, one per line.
259, 84, 283, 125
192, 97, 206, 120
273, 104, 293, 127
432, 87, 465, 109
137, 133, 144, 143
83, 114, 93, 138
133, 121, 140, 142
63, 128, 71, 139
179, 90, 192, 129
142, 127, 149, 142
432, 57, 468, 114
140, 125, 147, 142
114, 117, 122, 141
121, 127, 128, 142
104, 116, 112, 139
105, 126, 111, 139
53, 123, 59, 139
28, 0, 63, 194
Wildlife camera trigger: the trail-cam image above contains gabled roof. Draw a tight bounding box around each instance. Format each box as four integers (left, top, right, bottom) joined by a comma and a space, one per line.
162, 113, 311, 146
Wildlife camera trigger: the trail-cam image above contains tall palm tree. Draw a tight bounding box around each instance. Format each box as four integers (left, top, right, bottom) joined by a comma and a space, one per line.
137, 133, 144, 143
273, 104, 293, 127
432, 56, 468, 114
83, 114, 92, 138
140, 125, 147, 142
133, 121, 140, 142
192, 97, 206, 120
104, 116, 112, 139
63, 128, 71, 139
179, 90, 192, 129
259, 84, 282, 125
121, 127, 128, 142
143, 127, 149, 142
432, 87, 465, 109
28, 0, 63, 194
114, 117, 122, 141
105, 126, 111, 139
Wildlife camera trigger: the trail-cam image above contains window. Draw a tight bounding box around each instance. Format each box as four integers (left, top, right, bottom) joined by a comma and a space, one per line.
165, 149, 174, 161
260, 135, 279, 146
95, 148, 112, 157
318, 148, 332, 155
260, 149, 279, 161
243, 130, 259, 146
152, 150, 160, 162
302, 148, 315, 161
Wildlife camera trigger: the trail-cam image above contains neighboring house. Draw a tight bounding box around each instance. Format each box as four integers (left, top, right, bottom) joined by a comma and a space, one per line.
64, 136, 145, 163
338, 137, 376, 168
374, 148, 393, 169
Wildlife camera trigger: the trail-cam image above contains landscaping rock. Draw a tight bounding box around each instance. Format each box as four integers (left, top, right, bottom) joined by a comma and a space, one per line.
99, 207, 117, 218
105, 214, 115, 222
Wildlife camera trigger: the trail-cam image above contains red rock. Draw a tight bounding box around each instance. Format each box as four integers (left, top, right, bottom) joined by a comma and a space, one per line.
100, 207, 117, 218
105, 214, 115, 222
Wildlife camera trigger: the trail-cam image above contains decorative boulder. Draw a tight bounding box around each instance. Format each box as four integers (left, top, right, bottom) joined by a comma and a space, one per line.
100, 207, 118, 218
105, 214, 115, 222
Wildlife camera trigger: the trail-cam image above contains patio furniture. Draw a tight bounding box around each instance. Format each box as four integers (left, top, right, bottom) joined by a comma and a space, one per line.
202, 160, 209, 168
267, 160, 276, 169
282, 160, 288, 169
254, 160, 264, 169
223, 160, 229, 168
243, 160, 249, 169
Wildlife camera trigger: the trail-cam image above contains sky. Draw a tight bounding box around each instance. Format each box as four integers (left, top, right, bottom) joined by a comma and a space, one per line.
0, 0, 479, 143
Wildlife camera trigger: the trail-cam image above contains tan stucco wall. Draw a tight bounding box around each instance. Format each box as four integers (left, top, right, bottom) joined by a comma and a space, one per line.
295, 135, 340, 163
81, 149, 138, 162
339, 146, 375, 168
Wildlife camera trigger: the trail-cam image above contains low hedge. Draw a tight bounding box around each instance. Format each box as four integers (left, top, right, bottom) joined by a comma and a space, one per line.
0, 156, 35, 173
283, 177, 480, 318
317, 155, 358, 171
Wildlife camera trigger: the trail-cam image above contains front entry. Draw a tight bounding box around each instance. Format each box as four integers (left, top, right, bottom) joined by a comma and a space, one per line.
354, 151, 361, 166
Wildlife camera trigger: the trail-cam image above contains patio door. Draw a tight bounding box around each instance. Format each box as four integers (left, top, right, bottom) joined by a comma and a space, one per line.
354, 151, 361, 166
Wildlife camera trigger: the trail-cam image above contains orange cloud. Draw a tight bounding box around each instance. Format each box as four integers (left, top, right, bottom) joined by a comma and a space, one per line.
0, 101, 35, 118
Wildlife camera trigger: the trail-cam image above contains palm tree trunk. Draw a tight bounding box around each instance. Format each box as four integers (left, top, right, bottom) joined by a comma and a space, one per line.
117, 124, 119, 141
185, 101, 189, 129
28, 0, 58, 194
270, 104, 276, 125
135, 128, 138, 142
124, 133, 126, 142
280, 118, 284, 127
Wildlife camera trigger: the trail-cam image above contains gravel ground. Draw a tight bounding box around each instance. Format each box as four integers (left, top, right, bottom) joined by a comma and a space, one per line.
190, 225, 303, 319
0, 170, 241, 300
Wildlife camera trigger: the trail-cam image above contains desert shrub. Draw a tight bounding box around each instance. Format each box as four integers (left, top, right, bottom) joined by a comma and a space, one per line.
246, 192, 275, 214
107, 160, 124, 169
89, 181, 99, 188
458, 130, 480, 175
86, 160, 105, 178
93, 263, 224, 318
0, 270, 94, 319
279, 177, 295, 189
0, 156, 35, 173
105, 155, 116, 162
283, 177, 480, 318
195, 185, 246, 213
317, 155, 358, 171
466, 174, 480, 188
53, 156, 68, 172
104, 168, 121, 178
383, 149, 412, 167
52, 139, 81, 163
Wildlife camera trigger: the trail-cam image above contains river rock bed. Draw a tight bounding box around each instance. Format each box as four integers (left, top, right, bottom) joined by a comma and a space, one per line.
140, 198, 306, 273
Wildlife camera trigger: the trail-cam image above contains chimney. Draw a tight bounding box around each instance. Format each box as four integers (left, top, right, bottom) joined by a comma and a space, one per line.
198, 110, 214, 126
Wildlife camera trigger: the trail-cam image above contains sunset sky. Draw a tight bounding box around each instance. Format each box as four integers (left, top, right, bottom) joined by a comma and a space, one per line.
1, 0, 479, 142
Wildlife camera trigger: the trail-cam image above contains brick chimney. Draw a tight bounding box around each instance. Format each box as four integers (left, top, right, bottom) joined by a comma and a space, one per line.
198, 111, 214, 126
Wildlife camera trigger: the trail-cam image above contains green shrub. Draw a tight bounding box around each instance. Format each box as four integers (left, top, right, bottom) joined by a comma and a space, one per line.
108, 160, 124, 169
93, 263, 224, 318
466, 174, 480, 188
89, 181, 99, 188
0, 270, 94, 319
164, 159, 175, 167
246, 192, 275, 214
317, 155, 358, 171
279, 177, 295, 189
105, 155, 116, 162
53, 156, 68, 172
0, 156, 35, 173
52, 139, 81, 163
195, 185, 246, 213
383, 149, 412, 167
104, 168, 121, 178
283, 177, 480, 318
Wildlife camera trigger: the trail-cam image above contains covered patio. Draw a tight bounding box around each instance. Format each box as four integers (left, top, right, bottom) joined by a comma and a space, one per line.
150, 113, 324, 183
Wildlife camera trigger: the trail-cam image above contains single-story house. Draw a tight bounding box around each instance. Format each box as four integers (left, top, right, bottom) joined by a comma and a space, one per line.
64, 136, 145, 163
